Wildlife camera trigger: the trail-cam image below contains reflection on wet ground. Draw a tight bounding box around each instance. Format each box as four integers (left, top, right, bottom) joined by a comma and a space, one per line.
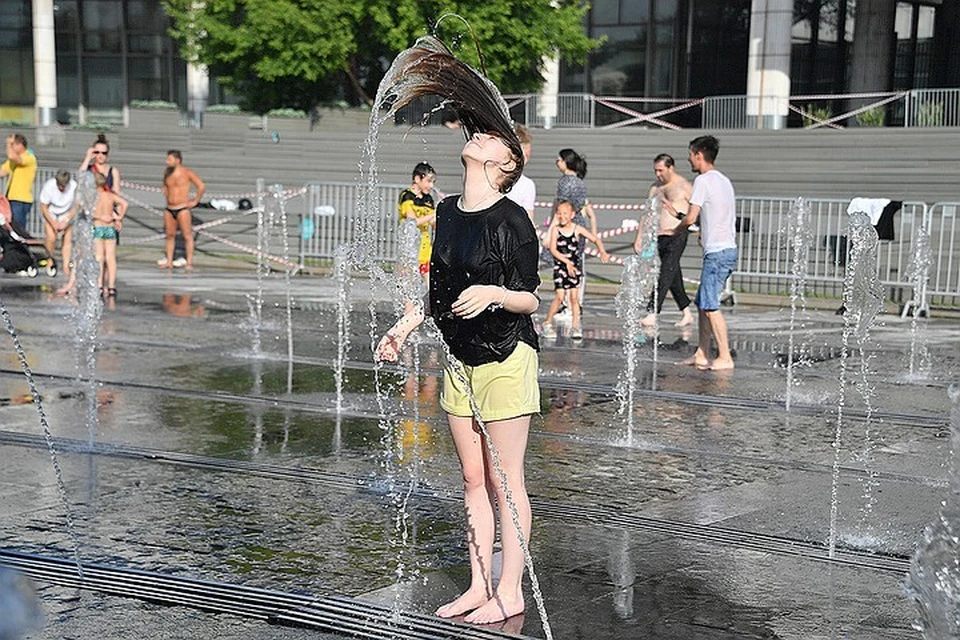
0, 267, 957, 639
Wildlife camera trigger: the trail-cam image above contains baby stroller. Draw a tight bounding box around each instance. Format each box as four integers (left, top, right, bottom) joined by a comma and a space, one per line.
0, 197, 56, 277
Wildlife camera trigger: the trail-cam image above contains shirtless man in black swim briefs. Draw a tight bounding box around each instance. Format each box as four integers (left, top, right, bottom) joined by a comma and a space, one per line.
161, 149, 205, 270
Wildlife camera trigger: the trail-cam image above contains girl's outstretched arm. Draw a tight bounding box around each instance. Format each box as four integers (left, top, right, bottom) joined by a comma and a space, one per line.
375, 305, 425, 362
577, 225, 610, 263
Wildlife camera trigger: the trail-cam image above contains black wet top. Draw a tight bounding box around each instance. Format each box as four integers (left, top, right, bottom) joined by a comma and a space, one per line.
430, 195, 541, 366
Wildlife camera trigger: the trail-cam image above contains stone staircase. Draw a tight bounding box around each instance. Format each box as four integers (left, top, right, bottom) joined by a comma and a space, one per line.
7, 118, 959, 293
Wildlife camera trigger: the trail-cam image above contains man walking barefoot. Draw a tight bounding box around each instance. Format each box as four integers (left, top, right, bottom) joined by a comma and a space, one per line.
676, 136, 737, 371
160, 150, 205, 270
635, 153, 694, 328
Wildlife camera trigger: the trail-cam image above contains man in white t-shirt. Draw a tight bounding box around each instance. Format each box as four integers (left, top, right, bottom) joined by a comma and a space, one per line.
506, 124, 536, 227
676, 135, 737, 371
39, 170, 77, 276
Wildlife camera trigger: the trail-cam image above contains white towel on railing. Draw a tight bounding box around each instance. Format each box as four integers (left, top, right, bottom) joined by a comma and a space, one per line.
846, 197, 891, 226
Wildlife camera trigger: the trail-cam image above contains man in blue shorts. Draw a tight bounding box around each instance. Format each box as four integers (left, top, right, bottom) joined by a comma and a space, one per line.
676, 135, 736, 371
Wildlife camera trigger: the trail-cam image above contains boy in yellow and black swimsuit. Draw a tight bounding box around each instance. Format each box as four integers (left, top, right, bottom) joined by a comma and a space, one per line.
397, 161, 437, 289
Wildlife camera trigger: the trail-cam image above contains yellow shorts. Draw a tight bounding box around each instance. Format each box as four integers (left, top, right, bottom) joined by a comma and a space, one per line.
440, 342, 540, 422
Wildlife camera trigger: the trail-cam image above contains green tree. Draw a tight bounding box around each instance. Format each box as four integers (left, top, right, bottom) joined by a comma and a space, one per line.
163, 0, 599, 113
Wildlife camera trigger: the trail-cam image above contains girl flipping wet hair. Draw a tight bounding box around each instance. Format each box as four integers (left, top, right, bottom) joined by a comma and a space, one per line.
375, 36, 541, 625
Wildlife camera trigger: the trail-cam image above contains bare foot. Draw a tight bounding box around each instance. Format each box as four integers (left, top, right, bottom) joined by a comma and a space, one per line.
463, 593, 525, 625
185, 264, 193, 272
640, 313, 657, 327
675, 309, 694, 327
435, 588, 490, 619
477, 612, 525, 635
676, 355, 708, 367
709, 358, 735, 371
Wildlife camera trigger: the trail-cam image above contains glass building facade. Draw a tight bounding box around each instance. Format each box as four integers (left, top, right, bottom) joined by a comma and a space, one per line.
0, 1, 36, 118
1, 0, 186, 124
561, 0, 955, 106
0, 1, 957, 126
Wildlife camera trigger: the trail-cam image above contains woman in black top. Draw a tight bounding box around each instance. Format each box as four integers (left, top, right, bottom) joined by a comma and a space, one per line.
375, 35, 541, 625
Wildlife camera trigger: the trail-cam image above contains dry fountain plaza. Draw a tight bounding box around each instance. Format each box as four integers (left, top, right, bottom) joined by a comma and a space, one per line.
0, 250, 957, 640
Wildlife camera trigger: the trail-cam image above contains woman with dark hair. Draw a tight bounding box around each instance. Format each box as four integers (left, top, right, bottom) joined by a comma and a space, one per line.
374, 35, 541, 625
77, 133, 125, 293
555, 148, 596, 234
552, 147, 598, 316
79, 133, 121, 196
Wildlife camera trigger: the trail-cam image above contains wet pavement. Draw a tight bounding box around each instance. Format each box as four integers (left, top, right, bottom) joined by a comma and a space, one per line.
0, 264, 958, 639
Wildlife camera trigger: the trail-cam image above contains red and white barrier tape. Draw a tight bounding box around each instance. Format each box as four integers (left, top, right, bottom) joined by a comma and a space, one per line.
122, 191, 297, 268
597, 225, 639, 239
537, 224, 639, 240
791, 91, 906, 101
199, 229, 299, 269
534, 200, 649, 211
583, 246, 623, 264
120, 180, 305, 200
122, 206, 264, 246
535, 225, 638, 268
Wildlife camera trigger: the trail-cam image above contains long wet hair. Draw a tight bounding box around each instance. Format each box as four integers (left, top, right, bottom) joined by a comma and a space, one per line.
379, 36, 524, 193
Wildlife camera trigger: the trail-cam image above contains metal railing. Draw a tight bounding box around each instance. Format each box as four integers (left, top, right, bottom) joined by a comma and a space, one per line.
925, 203, 960, 307
299, 181, 405, 266
905, 89, 960, 127
1, 167, 59, 237
6, 170, 957, 311
297, 183, 957, 310
701, 96, 748, 130
732, 197, 928, 303
503, 89, 960, 130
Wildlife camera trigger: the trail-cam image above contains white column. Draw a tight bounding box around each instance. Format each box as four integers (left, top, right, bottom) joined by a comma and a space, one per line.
32, 0, 58, 126
746, 0, 792, 129
539, 54, 560, 129
186, 62, 209, 127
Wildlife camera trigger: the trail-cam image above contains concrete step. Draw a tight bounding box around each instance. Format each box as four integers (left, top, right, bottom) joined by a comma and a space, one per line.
19, 121, 960, 206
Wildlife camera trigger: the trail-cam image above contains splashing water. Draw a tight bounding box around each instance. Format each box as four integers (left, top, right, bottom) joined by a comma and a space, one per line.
389, 219, 426, 614
394, 218, 424, 481
395, 220, 423, 312
356, 34, 553, 637
783, 197, 813, 411
333, 245, 353, 415
270, 184, 295, 394
424, 320, 554, 640
251, 179, 268, 357
0, 300, 84, 578
907, 224, 932, 379
845, 213, 884, 342
0, 567, 43, 637
615, 197, 660, 443
616, 256, 645, 446
637, 197, 661, 372
243, 295, 261, 359
72, 172, 102, 445
907, 383, 960, 638
828, 212, 883, 557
